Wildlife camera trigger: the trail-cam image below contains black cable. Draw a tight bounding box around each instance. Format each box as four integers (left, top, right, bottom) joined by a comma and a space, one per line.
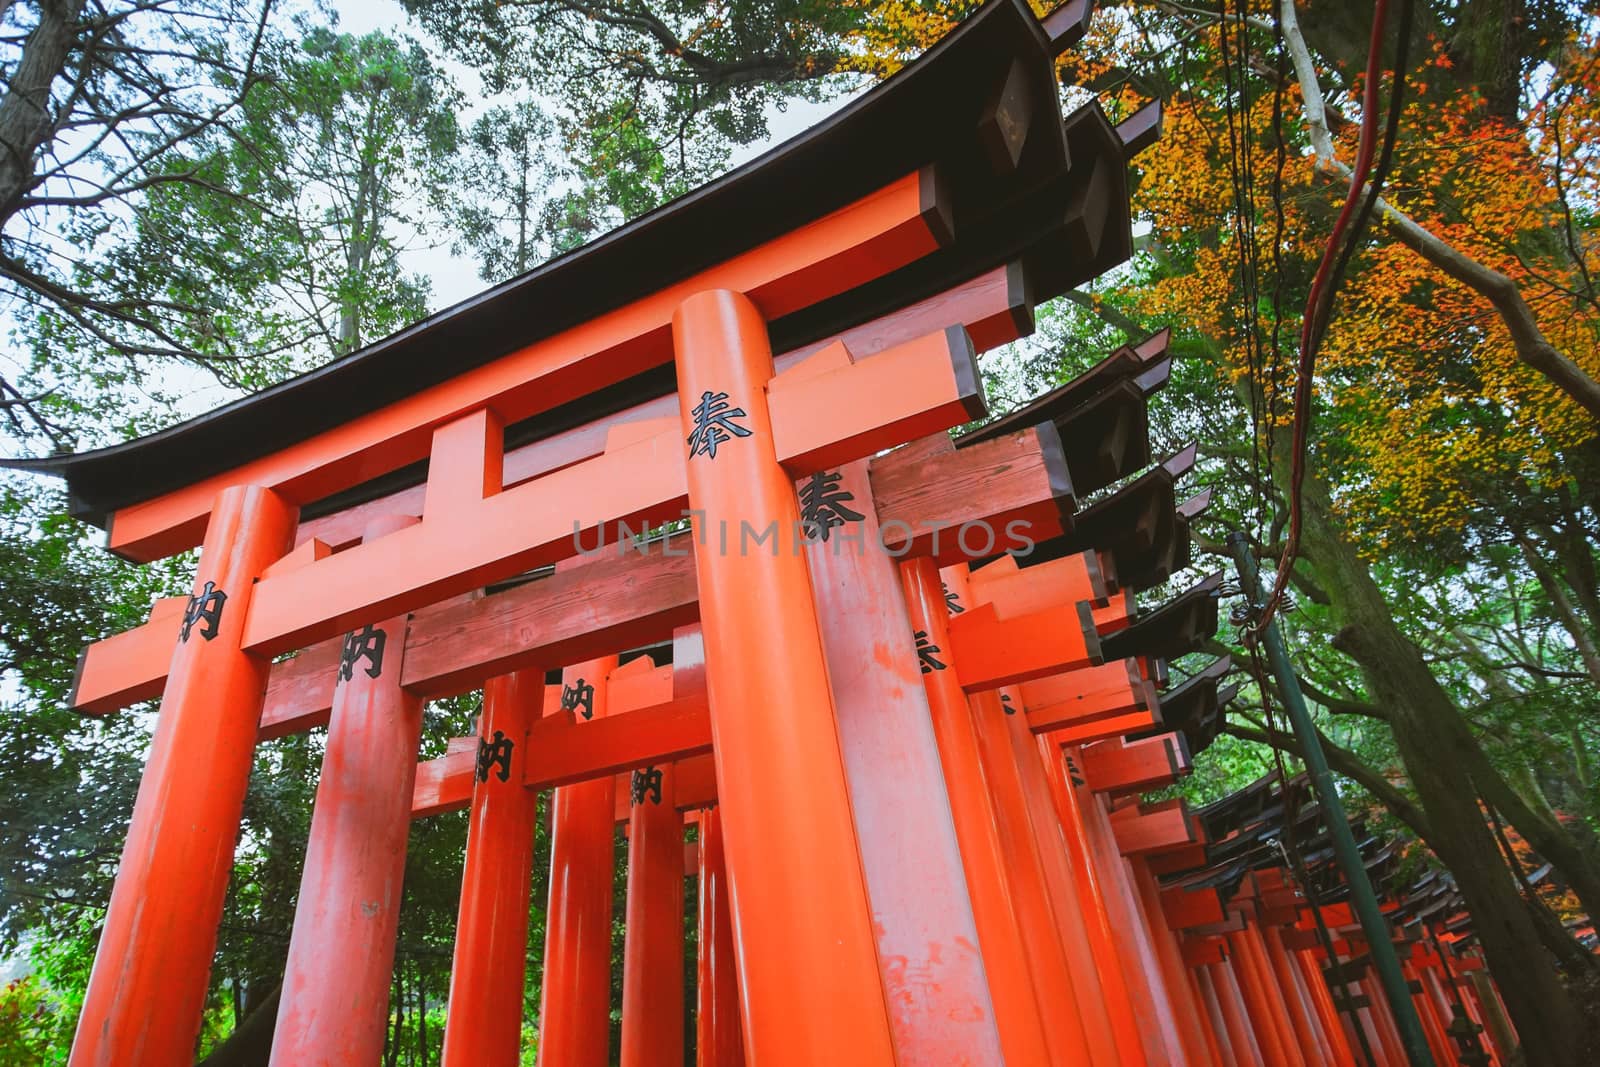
1308, 0, 1416, 359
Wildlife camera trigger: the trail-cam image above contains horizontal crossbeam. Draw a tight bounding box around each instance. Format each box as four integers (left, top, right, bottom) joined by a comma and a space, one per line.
74, 423, 1071, 719
110, 169, 953, 561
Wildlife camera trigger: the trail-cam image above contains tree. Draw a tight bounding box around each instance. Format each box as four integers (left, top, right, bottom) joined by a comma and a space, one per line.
402, 0, 870, 177
0, 0, 276, 447
2, 19, 467, 1062
248, 26, 458, 354
1034, 2, 1600, 1058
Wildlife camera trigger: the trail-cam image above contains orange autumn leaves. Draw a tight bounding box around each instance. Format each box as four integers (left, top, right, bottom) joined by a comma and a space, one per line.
1074, 3, 1600, 549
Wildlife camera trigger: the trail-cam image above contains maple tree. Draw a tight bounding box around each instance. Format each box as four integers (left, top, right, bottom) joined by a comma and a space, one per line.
1041, 3, 1600, 1059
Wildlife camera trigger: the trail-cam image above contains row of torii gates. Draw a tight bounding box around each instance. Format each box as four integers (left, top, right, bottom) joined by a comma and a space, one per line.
12, 2, 1520, 1064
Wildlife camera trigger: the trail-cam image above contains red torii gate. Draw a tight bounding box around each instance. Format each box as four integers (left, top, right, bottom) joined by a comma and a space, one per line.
6, 4, 1184, 1062
2, 1, 1416, 1065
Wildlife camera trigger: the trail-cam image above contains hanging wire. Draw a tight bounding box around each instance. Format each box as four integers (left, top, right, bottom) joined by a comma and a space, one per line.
1215, 0, 1270, 542
1258, 0, 1416, 628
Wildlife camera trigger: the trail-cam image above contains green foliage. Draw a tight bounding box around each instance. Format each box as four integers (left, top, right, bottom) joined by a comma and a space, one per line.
0, 976, 72, 1067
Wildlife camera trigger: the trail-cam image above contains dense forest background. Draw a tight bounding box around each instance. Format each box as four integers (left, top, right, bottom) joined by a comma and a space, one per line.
0, 0, 1597, 1062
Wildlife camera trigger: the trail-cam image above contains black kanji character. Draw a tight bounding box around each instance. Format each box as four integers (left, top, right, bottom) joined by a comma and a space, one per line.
799, 470, 865, 542
914, 630, 947, 673
475, 730, 514, 783
943, 582, 965, 615
686, 390, 752, 460
339, 624, 387, 681
180, 581, 227, 643
562, 679, 595, 720
631, 766, 664, 806
1064, 753, 1085, 787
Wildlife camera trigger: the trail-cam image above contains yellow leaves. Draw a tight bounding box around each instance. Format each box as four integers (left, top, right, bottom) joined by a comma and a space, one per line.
1051, 5, 1600, 551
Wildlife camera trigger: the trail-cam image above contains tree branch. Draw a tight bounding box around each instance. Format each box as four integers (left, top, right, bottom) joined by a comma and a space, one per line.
1278, 0, 1600, 422
1226, 720, 1431, 839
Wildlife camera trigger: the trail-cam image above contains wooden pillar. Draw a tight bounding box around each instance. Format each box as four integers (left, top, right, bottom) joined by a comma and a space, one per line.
1407, 960, 1457, 1067
1129, 856, 1219, 1067
1362, 972, 1408, 1067
1076, 777, 1186, 1065
71, 485, 296, 1067
1467, 970, 1515, 1065
1042, 738, 1154, 1064
671, 288, 895, 1065
1002, 692, 1130, 1064
536, 656, 620, 1067
1293, 948, 1355, 1067
1260, 923, 1327, 1065
440, 669, 543, 1066
696, 807, 744, 1067
272, 515, 423, 1065
803, 460, 1001, 1063
942, 564, 1114, 1067
1196, 963, 1241, 1066
1229, 926, 1293, 1066
1437, 960, 1492, 1066
1424, 964, 1470, 1067
1213, 959, 1267, 1067
1248, 919, 1311, 1066
1344, 969, 1394, 1067
900, 557, 1053, 1067
1288, 939, 1356, 1067
1188, 966, 1230, 1067
620, 763, 685, 1066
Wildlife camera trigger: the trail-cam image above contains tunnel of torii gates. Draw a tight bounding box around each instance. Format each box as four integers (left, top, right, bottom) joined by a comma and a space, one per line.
2, 2, 1521, 1065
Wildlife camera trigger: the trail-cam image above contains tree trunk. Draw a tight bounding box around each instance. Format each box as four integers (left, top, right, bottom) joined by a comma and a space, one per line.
1296, 473, 1584, 1065
0, 0, 87, 222
1460, 737, 1600, 925
195, 982, 280, 1067
1519, 534, 1600, 687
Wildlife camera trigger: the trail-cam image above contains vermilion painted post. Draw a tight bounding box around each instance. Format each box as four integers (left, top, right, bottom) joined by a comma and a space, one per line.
1044, 739, 1161, 1064
1353, 972, 1400, 1067
1237, 921, 1307, 1067
671, 288, 895, 1066
1188, 967, 1230, 1067
537, 656, 620, 1067
1074, 773, 1186, 1065
1407, 960, 1455, 1067
1128, 856, 1219, 1067
1295, 946, 1358, 1067
1229, 927, 1292, 1066
620, 763, 685, 1066
440, 669, 544, 1066
1195, 964, 1240, 1065
70, 485, 296, 1067
1281, 934, 1343, 1067
802, 461, 1001, 1064
900, 557, 1053, 1067
1265, 924, 1334, 1067
938, 562, 1106, 1067
696, 807, 744, 1067
271, 513, 424, 1066
998, 687, 1129, 1064
1364, 972, 1409, 1067
1015, 715, 1142, 1063
1211, 960, 1266, 1067
1467, 970, 1515, 1066
1247, 921, 1311, 1067
1248, 920, 1309, 1067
